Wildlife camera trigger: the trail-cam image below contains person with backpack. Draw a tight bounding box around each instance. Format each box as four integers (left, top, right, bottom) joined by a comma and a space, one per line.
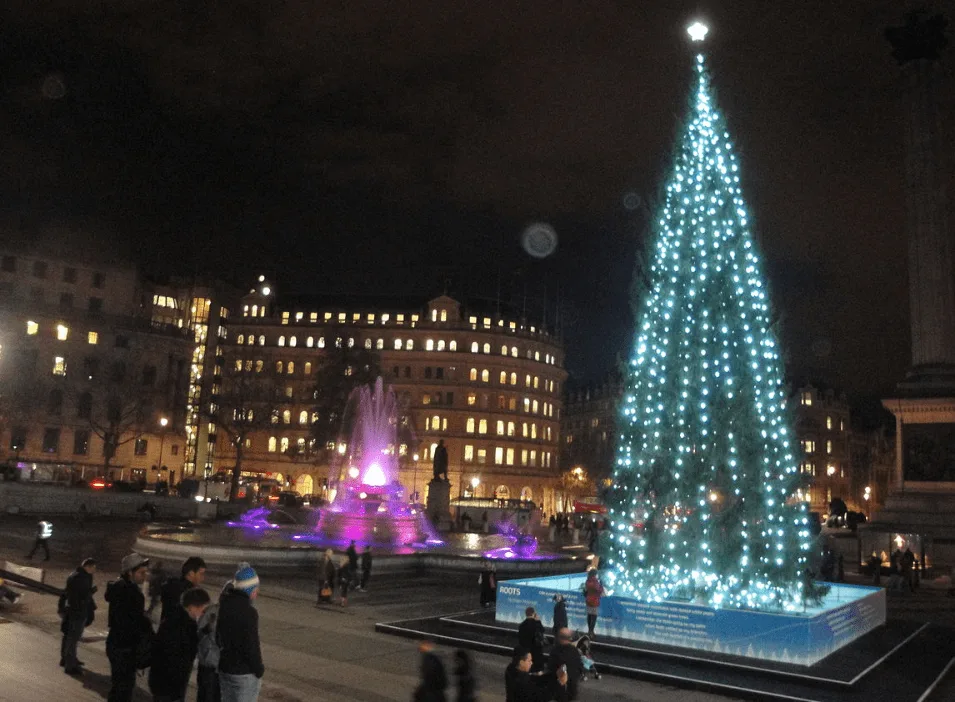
105, 553, 153, 702
196, 583, 229, 702
149, 587, 211, 702
59, 557, 97, 675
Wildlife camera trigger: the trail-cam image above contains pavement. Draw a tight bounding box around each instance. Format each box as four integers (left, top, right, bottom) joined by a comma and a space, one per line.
1, 514, 954, 701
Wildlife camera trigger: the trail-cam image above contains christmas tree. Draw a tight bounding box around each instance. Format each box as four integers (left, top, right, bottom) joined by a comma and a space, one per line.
604, 26, 818, 612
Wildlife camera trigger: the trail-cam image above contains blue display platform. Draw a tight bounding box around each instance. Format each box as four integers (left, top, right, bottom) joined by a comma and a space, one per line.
495, 573, 886, 666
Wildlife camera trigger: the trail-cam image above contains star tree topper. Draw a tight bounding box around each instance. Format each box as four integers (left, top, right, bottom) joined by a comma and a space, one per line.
687, 21, 709, 43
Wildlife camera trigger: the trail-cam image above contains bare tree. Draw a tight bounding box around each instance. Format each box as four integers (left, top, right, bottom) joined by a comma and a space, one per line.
211, 348, 283, 503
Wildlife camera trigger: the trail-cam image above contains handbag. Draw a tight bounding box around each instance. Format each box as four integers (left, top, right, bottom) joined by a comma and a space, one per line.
320, 586, 333, 599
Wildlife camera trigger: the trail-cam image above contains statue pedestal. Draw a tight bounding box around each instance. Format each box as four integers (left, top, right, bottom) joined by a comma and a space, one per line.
427, 479, 452, 531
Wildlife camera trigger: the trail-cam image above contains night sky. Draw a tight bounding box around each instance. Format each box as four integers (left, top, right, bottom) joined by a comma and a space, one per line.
2, 1, 953, 402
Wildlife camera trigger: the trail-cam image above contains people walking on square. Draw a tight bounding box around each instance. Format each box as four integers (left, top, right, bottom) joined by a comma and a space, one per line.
583, 570, 603, 640
105, 553, 153, 702
60, 557, 97, 675
479, 562, 496, 608
518, 607, 546, 672
218, 563, 264, 702
27, 519, 53, 561
902, 548, 916, 592
868, 552, 882, 585
552, 595, 567, 639
453, 649, 476, 702
161, 556, 207, 621
413, 640, 448, 702
318, 549, 336, 604
149, 586, 211, 701
339, 556, 352, 606
146, 560, 165, 616
360, 545, 373, 591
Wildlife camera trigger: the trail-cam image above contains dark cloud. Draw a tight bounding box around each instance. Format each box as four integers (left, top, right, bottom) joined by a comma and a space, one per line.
1, 0, 952, 398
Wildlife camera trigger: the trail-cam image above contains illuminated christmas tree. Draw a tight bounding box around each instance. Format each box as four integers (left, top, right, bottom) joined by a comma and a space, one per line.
604, 23, 819, 611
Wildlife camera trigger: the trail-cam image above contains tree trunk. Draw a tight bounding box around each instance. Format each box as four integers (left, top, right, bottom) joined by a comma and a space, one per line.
102, 432, 116, 478
229, 440, 244, 504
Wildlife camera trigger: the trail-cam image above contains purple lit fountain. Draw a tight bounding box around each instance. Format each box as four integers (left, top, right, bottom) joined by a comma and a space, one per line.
311, 378, 439, 548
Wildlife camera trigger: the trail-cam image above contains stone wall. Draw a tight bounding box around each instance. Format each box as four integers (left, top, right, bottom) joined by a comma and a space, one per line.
0, 483, 198, 520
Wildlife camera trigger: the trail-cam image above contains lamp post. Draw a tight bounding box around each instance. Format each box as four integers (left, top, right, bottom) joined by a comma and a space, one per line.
158, 417, 169, 485
412, 453, 420, 503
470, 476, 480, 499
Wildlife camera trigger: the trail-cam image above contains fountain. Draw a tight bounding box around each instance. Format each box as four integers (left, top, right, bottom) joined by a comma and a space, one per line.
307, 377, 439, 548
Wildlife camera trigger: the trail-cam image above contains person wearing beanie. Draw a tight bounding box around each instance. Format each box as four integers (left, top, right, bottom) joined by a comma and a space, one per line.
149, 587, 211, 702
218, 563, 264, 702
105, 553, 153, 702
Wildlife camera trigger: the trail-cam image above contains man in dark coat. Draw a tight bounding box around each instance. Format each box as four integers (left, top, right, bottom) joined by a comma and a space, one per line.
547, 628, 584, 701
105, 553, 153, 702
432, 440, 449, 481
217, 563, 265, 699
160, 556, 207, 622
149, 587, 211, 702
552, 595, 568, 638
346, 541, 359, 586
60, 557, 97, 675
478, 563, 496, 608
517, 607, 546, 671
413, 640, 448, 702
359, 546, 373, 591
505, 647, 568, 702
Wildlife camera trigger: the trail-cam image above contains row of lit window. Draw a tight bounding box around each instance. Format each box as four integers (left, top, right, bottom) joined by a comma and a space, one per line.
264, 306, 542, 336
801, 439, 835, 455
236, 332, 558, 365
460, 417, 551, 441
462, 444, 553, 468
25, 320, 100, 345
799, 461, 845, 479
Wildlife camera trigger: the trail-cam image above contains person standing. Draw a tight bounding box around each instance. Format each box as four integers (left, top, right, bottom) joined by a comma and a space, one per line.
60, 557, 97, 675
518, 607, 546, 671
149, 587, 211, 702
452, 649, 476, 702
105, 553, 153, 702
413, 640, 448, 702
552, 594, 568, 639
547, 628, 583, 701
218, 563, 264, 702
346, 541, 359, 586
160, 556, 207, 621
478, 562, 496, 608
506, 647, 569, 702
338, 556, 352, 606
196, 584, 225, 702
583, 570, 604, 640
27, 519, 53, 561
317, 549, 336, 604
359, 545, 373, 591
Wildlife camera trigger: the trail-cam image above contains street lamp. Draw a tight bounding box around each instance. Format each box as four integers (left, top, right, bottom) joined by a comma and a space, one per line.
412, 453, 420, 503
471, 476, 480, 498
158, 416, 169, 485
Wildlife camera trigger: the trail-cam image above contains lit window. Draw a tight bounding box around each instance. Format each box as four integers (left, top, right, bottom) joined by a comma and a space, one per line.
521, 449, 528, 466
496, 420, 504, 435
530, 450, 537, 467
464, 445, 474, 463
481, 369, 489, 383
479, 419, 488, 435
348, 337, 355, 348
840, 419, 844, 432
381, 313, 390, 323
395, 339, 404, 350
499, 371, 507, 384
396, 314, 405, 324
507, 421, 515, 437
377, 338, 384, 350
280, 437, 289, 453
259, 335, 265, 345
534, 376, 539, 388
826, 440, 833, 454
466, 417, 475, 433
256, 360, 264, 372
295, 312, 304, 322
469, 368, 477, 381
524, 398, 530, 412
501, 345, 507, 356
268, 437, 277, 452
26, 320, 39, 335
278, 336, 286, 347
55, 324, 69, 341
252, 305, 259, 317
237, 334, 245, 344
531, 424, 537, 439
352, 313, 360, 322
449, 341, 457, 352
510, 372, 517, 386
802, 440, 815, 454
440, 310, 447, 322
506, 448, 515, 466
365, 338, 372, 349
826, 416, 833, 430
276, 361, 284, 373
422, 394, 432, 406
437, 340, 445, 351
283, 410, 291, 424
318, 337, 325, 348
287, 361, 295, 374
431, 309, 438, 322
53, 356, 66, 376
307, 336, 314, 348
522, 422, 528, 437
526, 374, 532, 387
483, 317, 491, 328
800, 391, 812, 406
243, 305, 249, 316
247, 336, 254, 345
304, 362, 312, 374
338, 313, 347, 323
310, 312, 318, 322
289, 336, 297, 347
511, 346, 518, 357
534, 351, 540, 361
87, 331, 98, 345
495, 447, 504, 464
235, 359, 243, 371
335, 337, 342, 348
312, 412, 319, 423
467, 393, 476, 405
532, 400, 539, 413
299, 411, 309, 425
406, 339, 414, 350
426, 339, 435, 351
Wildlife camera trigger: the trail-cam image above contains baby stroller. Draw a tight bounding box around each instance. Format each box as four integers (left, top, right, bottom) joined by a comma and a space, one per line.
574, 634, 601, 680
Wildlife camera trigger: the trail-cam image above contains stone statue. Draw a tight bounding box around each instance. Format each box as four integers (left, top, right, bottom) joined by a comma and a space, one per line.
432, 439, 449, 481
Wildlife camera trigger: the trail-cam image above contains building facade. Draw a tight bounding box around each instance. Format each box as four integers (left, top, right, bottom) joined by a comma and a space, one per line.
561, 372, 623, 500
791, 384, 852, 513
216, 280, 568, 514
0, 250, 193, 484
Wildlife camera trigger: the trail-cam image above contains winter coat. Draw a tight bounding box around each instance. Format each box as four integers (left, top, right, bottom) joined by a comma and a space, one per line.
160, 576, 192, 621
105, 576, 151, 649
319, 558, 337, 587
504, 664, 568, 702
64, 568, 96, 621
518, 617, 545, 654
552, 600, 568, 631
547, 643, 583, 700
148, 604, 199, 698
361, 550, 373, 573
217, 586, 265, 678
584, 577, 604, 609
413, 651, 448, 702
